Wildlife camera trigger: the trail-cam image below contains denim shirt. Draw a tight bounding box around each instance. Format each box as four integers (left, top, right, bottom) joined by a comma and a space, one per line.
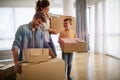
12, 22, 50, 61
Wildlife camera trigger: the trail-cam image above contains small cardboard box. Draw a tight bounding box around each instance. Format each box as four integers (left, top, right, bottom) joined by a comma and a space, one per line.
23, 48, 49, 63
59, 38, 87, 53
16, 58, 65, 80
0, 63, 16, 80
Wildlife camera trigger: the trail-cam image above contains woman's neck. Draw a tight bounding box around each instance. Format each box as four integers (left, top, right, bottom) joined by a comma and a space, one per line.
43, 12, 49, 19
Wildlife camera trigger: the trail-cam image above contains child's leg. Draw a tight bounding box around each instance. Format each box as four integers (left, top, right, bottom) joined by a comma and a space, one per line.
67, 53, 73, 80
62, 53, 68, 71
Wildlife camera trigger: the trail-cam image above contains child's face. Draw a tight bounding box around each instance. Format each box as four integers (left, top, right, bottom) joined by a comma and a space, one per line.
64, 21, 71, 30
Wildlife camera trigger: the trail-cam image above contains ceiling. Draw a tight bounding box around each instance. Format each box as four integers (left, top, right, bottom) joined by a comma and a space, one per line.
0, 0, 63, 7
0, 0, 97, 7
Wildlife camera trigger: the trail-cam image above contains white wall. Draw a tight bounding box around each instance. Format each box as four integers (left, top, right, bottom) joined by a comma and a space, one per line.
63, 0, 75, 16
0, 0, 36, 7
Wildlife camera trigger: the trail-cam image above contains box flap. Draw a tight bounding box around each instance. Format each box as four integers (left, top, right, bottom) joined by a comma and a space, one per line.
29, 49, 43, 57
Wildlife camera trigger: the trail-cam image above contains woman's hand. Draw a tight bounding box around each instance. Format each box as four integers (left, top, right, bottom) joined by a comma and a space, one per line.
48, 28, 58, 34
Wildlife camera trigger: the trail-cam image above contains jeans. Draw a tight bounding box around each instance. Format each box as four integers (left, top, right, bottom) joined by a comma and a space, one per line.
48, 36, 57, 56
62, 52, 73, 77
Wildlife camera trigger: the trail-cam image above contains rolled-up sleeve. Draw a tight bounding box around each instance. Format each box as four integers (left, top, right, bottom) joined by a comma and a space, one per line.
12, 26, 23, 50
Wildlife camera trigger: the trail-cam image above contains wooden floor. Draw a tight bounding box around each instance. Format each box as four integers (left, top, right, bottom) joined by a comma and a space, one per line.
1, 50, 120, 80
61, 52, 120, 80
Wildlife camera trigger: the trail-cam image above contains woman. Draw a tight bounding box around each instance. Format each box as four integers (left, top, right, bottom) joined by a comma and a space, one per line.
35, 0, 58, 56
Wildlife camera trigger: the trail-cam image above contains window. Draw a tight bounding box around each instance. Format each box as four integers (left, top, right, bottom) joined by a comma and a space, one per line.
0, 7, 63, 50
88, 0, 120, 58
0, 8, 35, 50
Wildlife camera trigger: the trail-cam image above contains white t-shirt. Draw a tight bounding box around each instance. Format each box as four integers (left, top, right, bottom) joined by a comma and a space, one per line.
42, 19, 50, 42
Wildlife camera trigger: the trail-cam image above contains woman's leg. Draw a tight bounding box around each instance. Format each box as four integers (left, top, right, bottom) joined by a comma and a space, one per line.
49, 36, 57, 56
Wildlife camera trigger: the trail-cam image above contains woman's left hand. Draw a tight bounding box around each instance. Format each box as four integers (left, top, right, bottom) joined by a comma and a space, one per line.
48, 28, 58, 34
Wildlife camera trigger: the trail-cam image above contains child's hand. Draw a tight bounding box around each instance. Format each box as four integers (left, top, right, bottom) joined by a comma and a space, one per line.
58, 38, 61, 43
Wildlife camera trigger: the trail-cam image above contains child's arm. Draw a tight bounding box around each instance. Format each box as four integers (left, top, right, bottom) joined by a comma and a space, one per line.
74, 31, 77, 38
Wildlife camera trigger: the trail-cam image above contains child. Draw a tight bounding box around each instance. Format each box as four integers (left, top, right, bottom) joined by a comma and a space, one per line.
58, 18, 76, 80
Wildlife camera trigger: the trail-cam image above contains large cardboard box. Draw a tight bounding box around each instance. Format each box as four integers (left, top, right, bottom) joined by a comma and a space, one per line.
17, 58, 65, 80
0, 63, 16, 80
59, 38, 87, 53
23, 48, 49, 63
50, 15, 76, 32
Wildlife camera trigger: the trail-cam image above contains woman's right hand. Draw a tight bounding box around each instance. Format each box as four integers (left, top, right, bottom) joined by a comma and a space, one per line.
48, 28, 58, 34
